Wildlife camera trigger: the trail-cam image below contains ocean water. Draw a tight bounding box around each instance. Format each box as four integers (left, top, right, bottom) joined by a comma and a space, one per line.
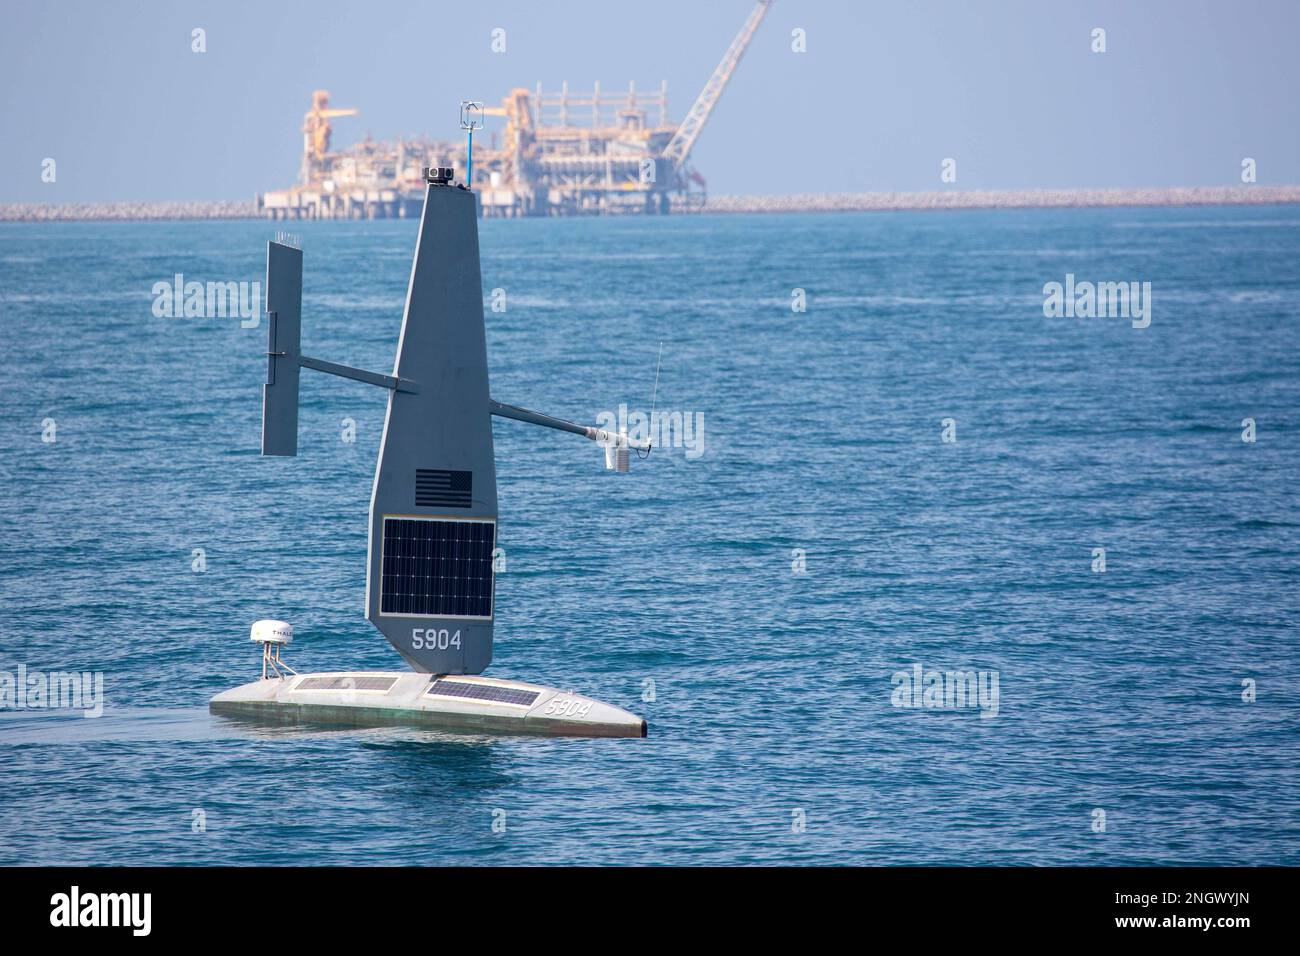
1, 205, 1297, 866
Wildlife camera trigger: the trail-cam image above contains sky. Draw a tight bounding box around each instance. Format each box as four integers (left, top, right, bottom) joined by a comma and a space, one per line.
2, 0, 1298, 202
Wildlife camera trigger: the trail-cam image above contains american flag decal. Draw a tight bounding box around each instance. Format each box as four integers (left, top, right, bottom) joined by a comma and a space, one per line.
415, 469, 473, 508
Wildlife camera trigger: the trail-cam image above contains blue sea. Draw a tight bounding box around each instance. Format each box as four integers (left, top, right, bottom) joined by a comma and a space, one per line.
1, 206, 1298, 865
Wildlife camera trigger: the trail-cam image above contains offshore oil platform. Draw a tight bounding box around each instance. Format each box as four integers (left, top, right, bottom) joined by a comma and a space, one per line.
257, 0, 770, 219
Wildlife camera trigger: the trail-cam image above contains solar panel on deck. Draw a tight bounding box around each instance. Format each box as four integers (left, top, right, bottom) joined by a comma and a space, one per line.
380, 517, 495, 618
427, 679, 539, 707
296, 675, 397, 692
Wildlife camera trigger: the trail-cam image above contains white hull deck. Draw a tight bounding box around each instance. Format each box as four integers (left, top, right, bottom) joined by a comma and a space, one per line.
209, 671, 647, 738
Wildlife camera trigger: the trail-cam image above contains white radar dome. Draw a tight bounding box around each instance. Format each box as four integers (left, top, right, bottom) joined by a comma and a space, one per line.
250, 619, 294, 645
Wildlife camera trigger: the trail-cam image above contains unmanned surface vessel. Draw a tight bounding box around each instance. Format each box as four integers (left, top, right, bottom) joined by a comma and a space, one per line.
209, 164, 651, 738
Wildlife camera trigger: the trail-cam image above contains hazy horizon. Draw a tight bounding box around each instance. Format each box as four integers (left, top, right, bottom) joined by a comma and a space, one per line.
3, 0, 1299, 203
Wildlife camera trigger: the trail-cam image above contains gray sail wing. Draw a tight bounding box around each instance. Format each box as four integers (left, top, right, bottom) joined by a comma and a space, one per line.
365, 183, 499, 674
261, 242, 302, 457
255, 173, 639, 678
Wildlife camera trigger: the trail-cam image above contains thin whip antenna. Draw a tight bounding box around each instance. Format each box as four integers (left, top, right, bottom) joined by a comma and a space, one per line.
640, 341, 663, 459
650, 341, 663, 421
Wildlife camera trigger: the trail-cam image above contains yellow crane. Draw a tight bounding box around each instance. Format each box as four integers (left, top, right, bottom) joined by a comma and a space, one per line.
299, 90, 359, 184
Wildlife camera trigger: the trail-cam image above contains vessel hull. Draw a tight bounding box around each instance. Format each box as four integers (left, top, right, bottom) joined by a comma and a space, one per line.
210, 671, 646, 738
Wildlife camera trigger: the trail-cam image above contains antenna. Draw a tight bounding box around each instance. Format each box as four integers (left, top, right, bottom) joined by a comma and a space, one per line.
640, 341, 663, 460
459, 100, 484, 187
249, 619, 297, 680
650, 340, 663, 420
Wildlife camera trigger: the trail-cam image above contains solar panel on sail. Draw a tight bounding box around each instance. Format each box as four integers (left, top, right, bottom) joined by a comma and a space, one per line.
380, 517, 495, 618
